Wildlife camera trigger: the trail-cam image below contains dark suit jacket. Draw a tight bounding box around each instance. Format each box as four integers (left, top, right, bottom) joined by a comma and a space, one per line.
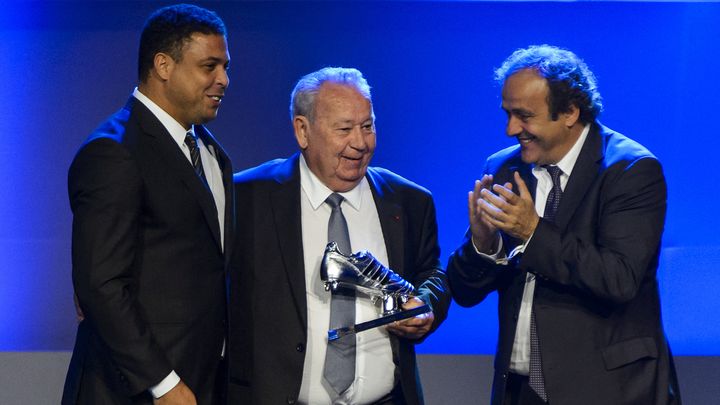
62, 96, 233, 405
227, 153, 450, 405
448, 124, 681, 405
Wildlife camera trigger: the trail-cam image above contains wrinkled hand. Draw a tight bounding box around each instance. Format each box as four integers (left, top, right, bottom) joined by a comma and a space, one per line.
469, 175, 505, 253
478, 172, 539, 242
154, 381, 196, 405
386, 297, 434, 340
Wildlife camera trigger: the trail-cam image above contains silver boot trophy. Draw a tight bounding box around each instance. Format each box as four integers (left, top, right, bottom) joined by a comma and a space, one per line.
321, 242, 431, 341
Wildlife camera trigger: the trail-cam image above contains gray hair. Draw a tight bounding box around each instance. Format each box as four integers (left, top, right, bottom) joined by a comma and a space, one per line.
289, 67, 374, 122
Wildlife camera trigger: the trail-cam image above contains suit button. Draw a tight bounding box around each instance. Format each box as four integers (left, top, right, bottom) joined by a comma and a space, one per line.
296, 343, 305, 352
287, 396, 296, 404
502, 373, 508, 380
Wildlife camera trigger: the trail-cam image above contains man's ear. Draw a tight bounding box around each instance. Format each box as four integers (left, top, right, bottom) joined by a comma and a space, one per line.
293, 116, 310, 149
153, 52, 173, 81
563, 104, 581, 128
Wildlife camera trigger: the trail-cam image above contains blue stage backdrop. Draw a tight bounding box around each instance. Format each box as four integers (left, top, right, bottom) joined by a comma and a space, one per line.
1, 1, 718, 355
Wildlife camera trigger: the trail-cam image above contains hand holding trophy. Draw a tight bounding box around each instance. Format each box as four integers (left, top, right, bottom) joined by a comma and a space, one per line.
320, 242, 431, 341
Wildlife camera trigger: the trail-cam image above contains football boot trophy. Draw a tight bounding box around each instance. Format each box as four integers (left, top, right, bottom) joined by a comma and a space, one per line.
320, 241, 431, 341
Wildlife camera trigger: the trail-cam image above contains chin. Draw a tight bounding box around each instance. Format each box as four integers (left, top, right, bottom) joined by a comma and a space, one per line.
202, 109, 220, 120
336, 174, 365, 189
520, 152, 536, 164
339, 164, 366, 176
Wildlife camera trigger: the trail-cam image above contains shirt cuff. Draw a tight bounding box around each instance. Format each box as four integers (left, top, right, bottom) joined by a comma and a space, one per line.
505, 231, 534, 263
149, 371, 181, 399
471, 235, 508, 264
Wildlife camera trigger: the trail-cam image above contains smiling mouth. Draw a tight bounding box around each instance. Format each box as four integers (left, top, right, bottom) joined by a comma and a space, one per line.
208, 95, 223, 102
340, 155, 366, 167
517, 133, 536, 144
342, 152, 364, 160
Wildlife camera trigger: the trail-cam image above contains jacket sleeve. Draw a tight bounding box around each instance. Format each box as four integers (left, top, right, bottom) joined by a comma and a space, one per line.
446, 231, 515, 308
69, 138, 172, 395
409, 194, 451, 338
446, 157, 518, 308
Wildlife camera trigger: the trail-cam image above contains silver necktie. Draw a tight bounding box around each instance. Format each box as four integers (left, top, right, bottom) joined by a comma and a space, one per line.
323, 193, 356, 395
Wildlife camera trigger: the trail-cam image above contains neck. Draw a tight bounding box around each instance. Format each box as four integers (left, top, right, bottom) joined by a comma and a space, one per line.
138, 81, 190, 130
546, 123, 584, 165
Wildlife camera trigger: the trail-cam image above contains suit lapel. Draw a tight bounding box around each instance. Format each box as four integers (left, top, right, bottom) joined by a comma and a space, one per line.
367, 169, 405, 274
509, 161, 537, 202
501, 159, 536, 250
269, 155, 307, 328
366, 169, 406, 360
198, 127, 234, 262
134, 101, 223, 251
555, 124, 605, 229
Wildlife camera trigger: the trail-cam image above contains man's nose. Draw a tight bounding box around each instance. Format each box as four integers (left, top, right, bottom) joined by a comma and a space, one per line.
349, 126, 368, 150
506, 116, 522, 137
216, 68, 229, 88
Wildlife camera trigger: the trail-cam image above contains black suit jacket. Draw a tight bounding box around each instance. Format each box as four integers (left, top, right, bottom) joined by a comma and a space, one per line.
448, 124, 680, 405
227, 153, 450, 405
62, 96, 234, 405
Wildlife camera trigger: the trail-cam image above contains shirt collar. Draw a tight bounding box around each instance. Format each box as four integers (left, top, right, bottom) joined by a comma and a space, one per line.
533, 123, 590, 177
133, 87, 194, 148
299, 154, 366, 212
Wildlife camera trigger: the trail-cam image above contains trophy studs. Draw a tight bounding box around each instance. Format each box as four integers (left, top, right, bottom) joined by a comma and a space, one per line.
320, 242, 430, 338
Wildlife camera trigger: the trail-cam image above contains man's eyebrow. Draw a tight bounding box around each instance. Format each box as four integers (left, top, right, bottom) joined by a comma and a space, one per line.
510, 108, 534, 115
201, 56, 228, 63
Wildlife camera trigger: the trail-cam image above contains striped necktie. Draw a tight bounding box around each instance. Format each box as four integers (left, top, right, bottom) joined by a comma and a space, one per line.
184, 130, 208, 186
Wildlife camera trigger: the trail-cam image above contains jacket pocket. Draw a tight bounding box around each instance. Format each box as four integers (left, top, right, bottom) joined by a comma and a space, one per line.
602, 336, 658, 370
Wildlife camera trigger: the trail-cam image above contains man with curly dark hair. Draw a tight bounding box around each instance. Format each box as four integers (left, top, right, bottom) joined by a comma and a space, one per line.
448, 45, 681, 405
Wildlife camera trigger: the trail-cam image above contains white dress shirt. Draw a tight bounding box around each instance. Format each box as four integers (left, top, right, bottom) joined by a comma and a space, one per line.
508, 124, 590, 374
133, 88, 225, 251
297, 155, 396, 405
132, 88, 226, 397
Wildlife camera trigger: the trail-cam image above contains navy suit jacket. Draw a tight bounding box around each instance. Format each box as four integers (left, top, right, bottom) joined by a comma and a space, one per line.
448, 124, 681, 405
227, 153, 450, 405
63, 96, 233, 404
